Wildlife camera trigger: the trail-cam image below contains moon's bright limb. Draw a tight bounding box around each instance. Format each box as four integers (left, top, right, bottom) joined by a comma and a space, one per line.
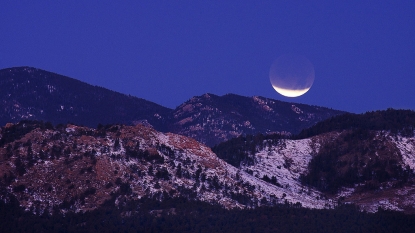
269, 54, 315, 97
271, 85, 311, 97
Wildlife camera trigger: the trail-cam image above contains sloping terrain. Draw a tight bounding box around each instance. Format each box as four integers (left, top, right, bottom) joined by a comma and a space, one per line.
3, 68, 415, 215
0, 67, 345, 146
0, 121, 328, 215
0, 67, 170, 129
214, 109, 415, 213
2, 110, 415, 215
168, 93, 344, 146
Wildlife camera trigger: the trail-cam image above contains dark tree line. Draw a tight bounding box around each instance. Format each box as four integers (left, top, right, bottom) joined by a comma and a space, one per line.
212, 133, 289, 167
0, 120, 54, 147
301, 129, 413, 193
2, 194, 415, 233
296, 109, 415, 139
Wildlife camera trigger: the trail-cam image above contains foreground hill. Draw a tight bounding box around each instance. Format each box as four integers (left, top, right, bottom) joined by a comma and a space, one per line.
213, 109, 415, 213
0, 121, 328, 215
0, 67, 345, 146
2, 110, 415, 215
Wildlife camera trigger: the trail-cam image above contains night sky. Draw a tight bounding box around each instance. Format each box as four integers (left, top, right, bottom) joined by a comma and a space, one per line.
1, 1, 415, 113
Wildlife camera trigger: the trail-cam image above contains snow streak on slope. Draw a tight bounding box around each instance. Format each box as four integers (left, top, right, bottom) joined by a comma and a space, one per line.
240, 138, 332, 209
128, 129, 330, 209
395, 136, 415, 170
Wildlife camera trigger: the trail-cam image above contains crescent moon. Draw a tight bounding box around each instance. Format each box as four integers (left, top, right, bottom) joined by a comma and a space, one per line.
269, 54, 315, 98
271, 85, 311, 98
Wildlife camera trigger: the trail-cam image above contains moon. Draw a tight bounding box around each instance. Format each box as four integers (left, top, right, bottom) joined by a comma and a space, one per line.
269, 54, 315, 97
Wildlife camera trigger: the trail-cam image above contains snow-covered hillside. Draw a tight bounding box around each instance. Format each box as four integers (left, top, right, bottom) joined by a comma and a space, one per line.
1, 120, 415, 214
0, 123, 330, 214
240, 138, 331, 208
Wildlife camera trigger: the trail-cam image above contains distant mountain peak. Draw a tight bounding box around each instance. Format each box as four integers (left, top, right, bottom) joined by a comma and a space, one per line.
0, 66, 171, 129
169, 92, 345, 146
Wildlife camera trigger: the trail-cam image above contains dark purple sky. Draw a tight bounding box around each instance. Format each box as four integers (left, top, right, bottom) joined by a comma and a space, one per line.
1, 1, 415, 113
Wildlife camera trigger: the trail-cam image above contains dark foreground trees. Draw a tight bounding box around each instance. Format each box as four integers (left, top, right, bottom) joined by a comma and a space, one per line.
1, 195, 415, 233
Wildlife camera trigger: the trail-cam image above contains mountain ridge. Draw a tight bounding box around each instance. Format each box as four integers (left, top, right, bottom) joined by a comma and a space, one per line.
0, 66, 345, 146
169, 93, 345, 146
0, 66, 171, 130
